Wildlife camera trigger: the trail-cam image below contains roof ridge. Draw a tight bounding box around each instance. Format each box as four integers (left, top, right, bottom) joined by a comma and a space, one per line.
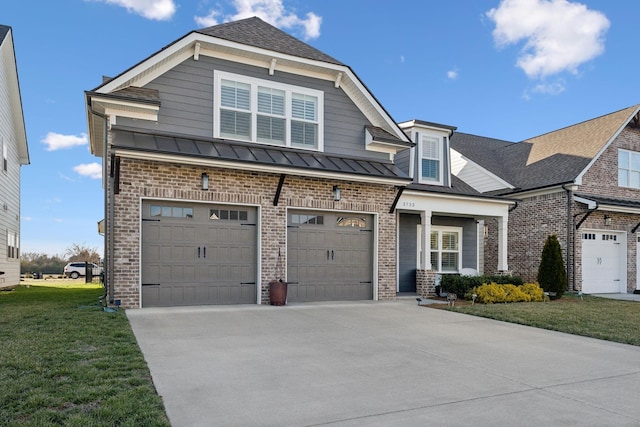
196, 16, 343, 65
524, 104, 640, 143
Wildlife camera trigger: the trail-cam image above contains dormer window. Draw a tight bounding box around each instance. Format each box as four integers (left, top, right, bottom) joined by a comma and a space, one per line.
419, 133, 443, 185
214, 71, 323, 151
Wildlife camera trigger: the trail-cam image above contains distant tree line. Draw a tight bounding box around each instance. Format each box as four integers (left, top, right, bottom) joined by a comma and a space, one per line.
21, 243, 101, 274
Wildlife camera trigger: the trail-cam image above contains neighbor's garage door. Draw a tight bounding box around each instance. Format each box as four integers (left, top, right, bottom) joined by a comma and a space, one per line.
287, 210, 373, 302
141, 201, 257, 307
581, 230, 625, 293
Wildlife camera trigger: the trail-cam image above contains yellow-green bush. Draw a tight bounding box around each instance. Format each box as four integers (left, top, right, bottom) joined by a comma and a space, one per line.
521, 283, 544, 302
470, 282, 544, 304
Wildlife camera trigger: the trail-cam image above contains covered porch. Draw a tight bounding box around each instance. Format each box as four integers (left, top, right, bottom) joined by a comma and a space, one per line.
397, 189, 514, 297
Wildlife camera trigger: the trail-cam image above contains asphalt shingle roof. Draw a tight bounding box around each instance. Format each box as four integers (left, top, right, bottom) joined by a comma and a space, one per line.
451, 105, 640, 195
197, 17, 343, 65
0, 25, 9, 43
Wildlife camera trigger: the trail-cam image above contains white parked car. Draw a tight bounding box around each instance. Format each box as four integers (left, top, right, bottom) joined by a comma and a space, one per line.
63, 262, 103, 279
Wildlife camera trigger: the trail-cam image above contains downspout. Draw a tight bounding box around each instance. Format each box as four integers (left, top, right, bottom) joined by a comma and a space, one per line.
90, 109, 109, 303
572, 202, 598, 293
562, 184, 573, 291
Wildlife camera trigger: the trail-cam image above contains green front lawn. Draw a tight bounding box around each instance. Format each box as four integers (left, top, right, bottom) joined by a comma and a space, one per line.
448, 293, 640, 346
0, 281, 169, 426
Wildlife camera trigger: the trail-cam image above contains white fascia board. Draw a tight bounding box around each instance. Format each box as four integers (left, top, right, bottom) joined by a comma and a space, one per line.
1, 31, 28, 164
401, 190, 514, 217
573, 195, 598, 210
597, 204, 640, 215
508, 184, 572, 199
115, 149, 411, 186
398, 120, 453, 135
450, 148, 514, 189
574, 105, 640, 185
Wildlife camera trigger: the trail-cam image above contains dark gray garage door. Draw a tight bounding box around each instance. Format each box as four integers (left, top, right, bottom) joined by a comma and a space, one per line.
287, 210, 373, 302
141, 201, 257, 307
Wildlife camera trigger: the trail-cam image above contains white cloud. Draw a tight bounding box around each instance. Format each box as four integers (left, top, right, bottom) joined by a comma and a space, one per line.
532, 80, 566, 95
98, 0, 176, 20
486, 0, 610, 79
194, 9, 220, 27
22, 216, 32, 222
73, 163, 103, 180
42, 132, 88, 151
400, 55, 405, 63
447, 69, 459, 80
195, 0, 322, 40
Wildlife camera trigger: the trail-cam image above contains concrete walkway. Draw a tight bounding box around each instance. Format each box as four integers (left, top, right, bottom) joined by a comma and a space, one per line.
128, 301, 640, 426
592, 293, 640, 302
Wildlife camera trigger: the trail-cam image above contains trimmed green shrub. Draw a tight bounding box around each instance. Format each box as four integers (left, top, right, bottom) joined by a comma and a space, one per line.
440, 273, 523, 297
470, 282, 544, 304
537, 235, 567, 298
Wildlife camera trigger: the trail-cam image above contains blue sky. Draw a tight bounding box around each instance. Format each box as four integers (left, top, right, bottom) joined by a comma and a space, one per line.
4, 0, 639, 257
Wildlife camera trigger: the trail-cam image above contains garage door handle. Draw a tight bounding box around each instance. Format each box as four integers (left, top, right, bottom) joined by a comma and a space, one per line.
197, 247, 201, 258
327, 250, 330, 260
331, 250, 334, 260
203, 246, 206, 258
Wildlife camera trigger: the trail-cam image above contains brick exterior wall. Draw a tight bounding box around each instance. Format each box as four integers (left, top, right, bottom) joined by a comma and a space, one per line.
416, 269, 437, 297
108, 155, 399, 308
484, 125, 640, 293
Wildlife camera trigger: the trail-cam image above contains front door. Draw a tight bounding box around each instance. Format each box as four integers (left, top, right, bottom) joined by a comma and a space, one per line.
398, 213, 420, 293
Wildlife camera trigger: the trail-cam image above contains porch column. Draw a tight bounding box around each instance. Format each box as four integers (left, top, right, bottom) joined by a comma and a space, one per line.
497, 215, 509, 271
420, 210, 432, 270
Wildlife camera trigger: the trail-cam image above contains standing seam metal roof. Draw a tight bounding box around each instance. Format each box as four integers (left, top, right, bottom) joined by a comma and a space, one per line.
111, 127, 411, 181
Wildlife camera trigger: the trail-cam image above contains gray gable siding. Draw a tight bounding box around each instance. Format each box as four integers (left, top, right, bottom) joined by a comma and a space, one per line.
119, 56, 388, 162
394, 148, 411, 176
432, 216, 477, 270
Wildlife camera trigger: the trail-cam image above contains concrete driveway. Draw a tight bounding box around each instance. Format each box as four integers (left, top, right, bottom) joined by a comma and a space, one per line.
127, 301, 640, 426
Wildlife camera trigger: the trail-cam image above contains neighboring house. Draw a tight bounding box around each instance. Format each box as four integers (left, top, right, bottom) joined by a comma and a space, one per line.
452, 105, 640, 294
0, 25, 29, 289
85, 18, 415, 308
394, 120, 514, 297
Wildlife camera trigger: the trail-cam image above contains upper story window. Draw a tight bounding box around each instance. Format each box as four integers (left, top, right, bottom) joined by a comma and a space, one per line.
214, 71, 323, 151
618, 149, 640, 189
419, 133, 443, 184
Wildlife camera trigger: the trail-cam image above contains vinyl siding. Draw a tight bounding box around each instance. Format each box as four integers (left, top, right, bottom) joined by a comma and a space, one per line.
119, 56, 389, 162
395, 148, 411, 176
451, 149, 509, 193
0, 35, 23, 288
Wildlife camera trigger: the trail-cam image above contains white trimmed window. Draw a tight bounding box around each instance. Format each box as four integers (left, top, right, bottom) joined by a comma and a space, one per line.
419, 133, 442, 184
7, 230, 18, 259
430, 227, 461, 272
618, 149, 640, 189
214, 71, 323, 150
